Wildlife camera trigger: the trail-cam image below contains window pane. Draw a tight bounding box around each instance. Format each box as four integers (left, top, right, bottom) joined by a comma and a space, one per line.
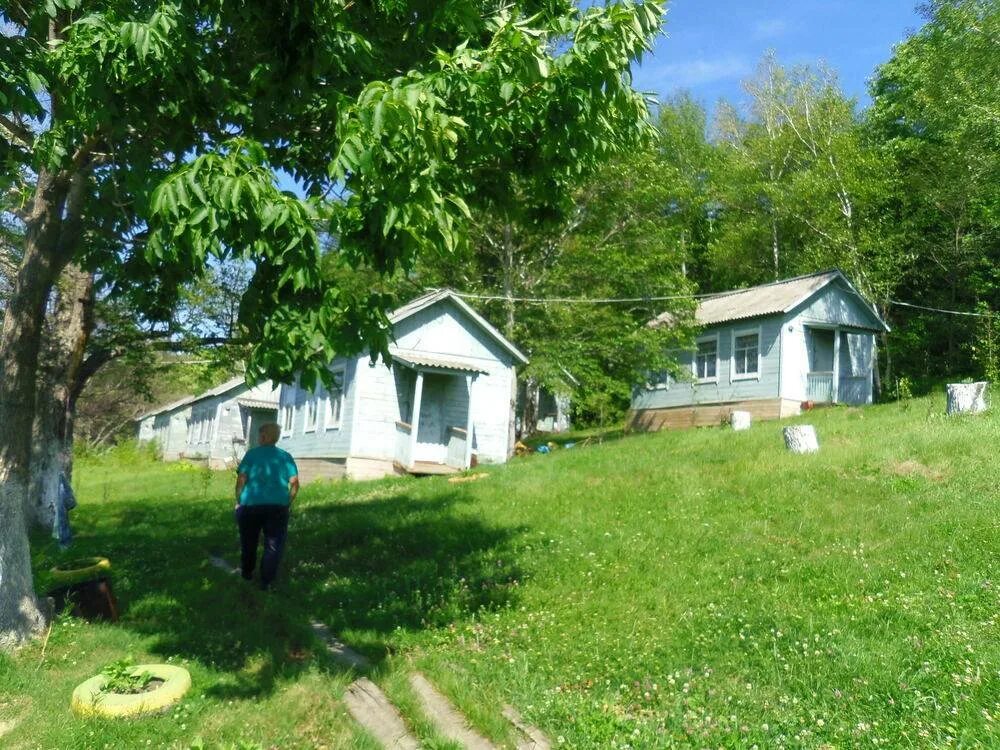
734, 334, 759, 375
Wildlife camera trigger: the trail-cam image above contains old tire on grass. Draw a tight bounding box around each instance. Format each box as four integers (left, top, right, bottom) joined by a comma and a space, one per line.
71, 664, 191, 718
50, 557, 111, 586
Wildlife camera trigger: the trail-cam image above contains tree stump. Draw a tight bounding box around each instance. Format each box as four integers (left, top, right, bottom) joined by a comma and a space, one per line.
731, 411, 752, 431
946, 382, 988, 415
783, 425, 819, 454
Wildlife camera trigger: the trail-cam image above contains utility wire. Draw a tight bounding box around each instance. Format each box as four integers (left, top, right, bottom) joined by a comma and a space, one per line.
888, 300, 993, 318
450, 291, 716, 304
450, 289, 995, 319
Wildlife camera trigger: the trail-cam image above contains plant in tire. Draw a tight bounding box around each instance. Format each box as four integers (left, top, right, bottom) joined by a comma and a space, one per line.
99, 658, 156, 695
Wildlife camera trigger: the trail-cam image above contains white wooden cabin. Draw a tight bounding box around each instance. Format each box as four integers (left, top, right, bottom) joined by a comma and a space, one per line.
137, 376, 279, 468
278, 290, 528, 483
630, 270, 890, 430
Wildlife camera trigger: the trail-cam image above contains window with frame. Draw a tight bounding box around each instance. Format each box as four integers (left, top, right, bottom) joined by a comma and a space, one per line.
646, 371, 671, 390
304, 397, 319, 432
281, 404, 293, 435
325, 371, 344, 429
694, 338, 718, 381
733, 332, 760, 378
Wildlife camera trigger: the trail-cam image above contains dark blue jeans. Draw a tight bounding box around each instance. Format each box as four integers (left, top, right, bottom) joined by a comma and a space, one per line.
236, 504, 289, 588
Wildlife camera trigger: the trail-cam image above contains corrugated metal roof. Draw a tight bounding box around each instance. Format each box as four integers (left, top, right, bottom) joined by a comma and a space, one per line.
391, 349, 489, 374
695, 270, 840, 326
136, 376, 258, 421
237, 397, 279, 410
648, 269, 887, 330
136, 393, 196, 420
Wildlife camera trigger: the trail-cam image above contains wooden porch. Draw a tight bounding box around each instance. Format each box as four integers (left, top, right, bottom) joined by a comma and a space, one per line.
393, 460, 461, 477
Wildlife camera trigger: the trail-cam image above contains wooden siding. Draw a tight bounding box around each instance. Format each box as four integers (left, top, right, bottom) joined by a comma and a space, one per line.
788, 280, 884, 330
178, 382, 278, 468
632, 317, 782, 412
285, 297, 517, 478
277, 358, 358, 459
628, 398, 800, 431
349, 299, 515, 466
780, 306, 876, 405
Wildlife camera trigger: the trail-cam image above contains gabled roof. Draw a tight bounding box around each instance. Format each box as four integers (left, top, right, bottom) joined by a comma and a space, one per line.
649, 269, 889, 332
137, 376, 256, 421
391, 289, 529, 364
137, 392, 197, 421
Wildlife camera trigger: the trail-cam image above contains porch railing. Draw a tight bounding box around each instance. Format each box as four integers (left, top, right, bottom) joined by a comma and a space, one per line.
806, 371, 834, 403
395, 421, 412, 468
446, 426, 468, 469
838, 376, 869, 406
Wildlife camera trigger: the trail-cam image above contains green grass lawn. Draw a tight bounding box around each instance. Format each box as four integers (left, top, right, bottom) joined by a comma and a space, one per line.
3, 394, 999, 748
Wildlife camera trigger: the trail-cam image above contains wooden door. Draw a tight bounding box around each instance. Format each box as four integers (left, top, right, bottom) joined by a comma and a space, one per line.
414, 374, 448, 463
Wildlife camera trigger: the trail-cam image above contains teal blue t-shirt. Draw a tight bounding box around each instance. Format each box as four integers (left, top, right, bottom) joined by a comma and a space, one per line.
237, 445, 298, 506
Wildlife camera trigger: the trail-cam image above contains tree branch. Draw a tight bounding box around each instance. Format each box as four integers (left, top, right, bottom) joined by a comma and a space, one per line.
0, 113, 34, 149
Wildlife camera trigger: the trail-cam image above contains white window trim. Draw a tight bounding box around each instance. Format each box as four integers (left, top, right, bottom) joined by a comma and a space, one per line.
693, 334, 720, 384
279, 388, 294, 438
731, 326, 762, 382
324, 368, 346, 430
304, 396, 319, 433
646, 371, 671, 391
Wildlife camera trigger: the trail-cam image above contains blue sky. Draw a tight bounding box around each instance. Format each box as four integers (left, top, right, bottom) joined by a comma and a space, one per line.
632, 0, 924, 113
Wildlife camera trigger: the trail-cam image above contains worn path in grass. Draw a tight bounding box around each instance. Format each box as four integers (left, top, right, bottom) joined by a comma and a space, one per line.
5, 395, 1000, 747
210, 551, 545, 749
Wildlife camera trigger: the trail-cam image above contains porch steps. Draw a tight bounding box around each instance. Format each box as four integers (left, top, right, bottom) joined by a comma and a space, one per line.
394, 461, 460, 477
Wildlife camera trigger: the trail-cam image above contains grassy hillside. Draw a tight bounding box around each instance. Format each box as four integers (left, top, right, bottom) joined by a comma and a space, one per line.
2, 395, 999, 748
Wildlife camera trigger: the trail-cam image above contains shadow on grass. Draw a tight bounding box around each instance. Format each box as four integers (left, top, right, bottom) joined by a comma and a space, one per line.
35, 486, 524, 700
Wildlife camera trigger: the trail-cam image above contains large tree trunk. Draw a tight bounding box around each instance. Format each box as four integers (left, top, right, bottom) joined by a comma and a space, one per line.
0, 169, 82, 649
30, 264, 95, 531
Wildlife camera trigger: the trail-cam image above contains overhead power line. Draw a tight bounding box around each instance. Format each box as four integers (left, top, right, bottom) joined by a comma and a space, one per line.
450, 291, 714, 304
449, 290, 997, 318
888, 300, 993, 318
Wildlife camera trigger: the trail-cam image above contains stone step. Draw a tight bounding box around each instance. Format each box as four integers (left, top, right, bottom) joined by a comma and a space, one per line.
344, 677, 421, 750
502, 705, 551, 750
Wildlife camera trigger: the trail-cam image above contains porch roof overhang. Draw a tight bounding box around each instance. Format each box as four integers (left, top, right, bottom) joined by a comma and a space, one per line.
391, 349, 489, 375
237, 398, 279, 410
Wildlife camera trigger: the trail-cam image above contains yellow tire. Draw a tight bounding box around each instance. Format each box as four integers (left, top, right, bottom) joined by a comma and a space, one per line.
71, 664, 191, 718
50, 557, 111, 585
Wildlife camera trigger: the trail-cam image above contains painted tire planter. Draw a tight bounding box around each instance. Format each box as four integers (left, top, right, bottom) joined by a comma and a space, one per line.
50, 557, 111, 585
71, 664, 191, 718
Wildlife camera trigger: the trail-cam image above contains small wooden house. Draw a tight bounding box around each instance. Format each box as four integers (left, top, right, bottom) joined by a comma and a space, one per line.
630, 270, 890, 430
137, 394, 196, 461
278, 290, 528, 483
137, 376, 279, 468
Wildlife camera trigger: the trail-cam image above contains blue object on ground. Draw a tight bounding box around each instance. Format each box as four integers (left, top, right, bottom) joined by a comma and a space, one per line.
536, 445, 550, 454
564, 442, 576, 449
54, 473, 77, 548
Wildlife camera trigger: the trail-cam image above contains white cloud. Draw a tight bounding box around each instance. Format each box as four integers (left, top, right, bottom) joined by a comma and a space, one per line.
641, 55, 751, 88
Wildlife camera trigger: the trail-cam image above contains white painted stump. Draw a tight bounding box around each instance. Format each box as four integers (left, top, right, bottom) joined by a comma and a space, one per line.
946, 382, 988, 415
783, 425, 819, 454
731, 411, 752, 431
